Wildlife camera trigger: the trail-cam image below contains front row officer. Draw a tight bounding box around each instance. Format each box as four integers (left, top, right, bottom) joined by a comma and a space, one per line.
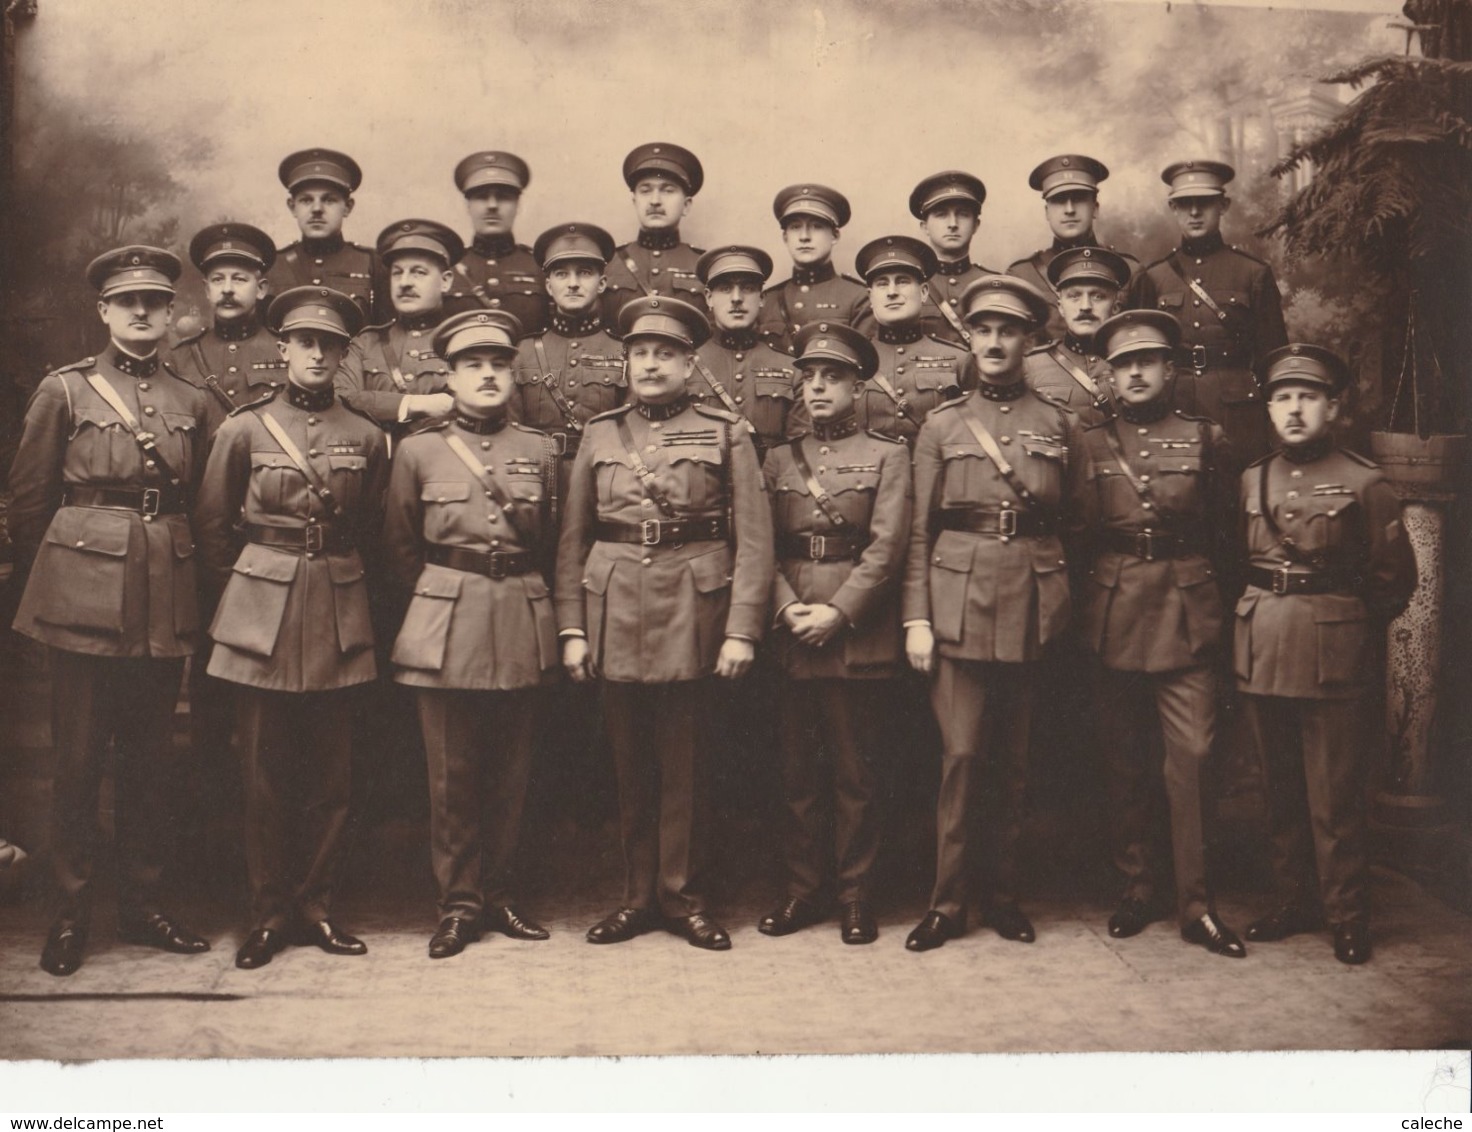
383, 310, 559, 959
196, 286, 389, 970
1236, 345, 1416, 965
902, 275, 1087, 951
12, 246, 211, 976
1077, 310, 1245, 958
759, 322, 912, 944
558, 296, 774, 950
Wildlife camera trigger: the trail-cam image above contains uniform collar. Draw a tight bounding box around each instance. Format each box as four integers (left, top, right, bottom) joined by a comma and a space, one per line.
286, 381, 334, 411
1119, 399, 1169, 424
791, 261, 836, 286
976, 376, 1027, 401
213, 314, 260, 342
1062, 332, 1095, 356
398, 309, 442, 332
877, 322, 923, 345
934, 256, 972, 278
716, 327, 760, 351
635, 395, 689, 421
550, 310, 603, 337
1180, 231, 1225, 257
300, 233, 346, 258
472, 233, 516, 258
454, 411, 508, 435
1051, 230, 1098, 254
812, 413, 859, 441
1280, 437, 1333, 465
637, 228, 681, 251
110, 347, 159, 377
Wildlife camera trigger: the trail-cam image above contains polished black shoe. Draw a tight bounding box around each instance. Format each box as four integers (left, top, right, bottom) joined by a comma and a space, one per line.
1333, 922, 1372, 966
1182, 912, 1247, 958
234, 928, 287, 969
586, 906, 659, 945
1108, 897, 1156, 939
298, 919, 367, 956
40, 920, 86, 977
1245, 903, 1323, 942
428, 917, 480, 960
758, 896, 822, 937
905, 910, 964, 952
985, 903, 1036, 943
483, 905, 549, 941
668, 913, 732, 951
840, 900, 878, 945
119, 911, 211, 954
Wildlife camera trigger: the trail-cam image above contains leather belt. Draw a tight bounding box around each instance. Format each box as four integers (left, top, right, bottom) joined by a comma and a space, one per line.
548, 431, 582, 457
245, 522, 353, 555
1184, 344, 1249, 370
426, 543, 536, 579
777, 531, 870, 562
935, 508, 1054, 538
1247, 564, 1357, 596
1100, 528, 1205, 561
595, 516, 729, 546
62, 483, 188, 516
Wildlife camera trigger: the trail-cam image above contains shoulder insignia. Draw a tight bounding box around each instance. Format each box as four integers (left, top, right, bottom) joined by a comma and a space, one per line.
1005, 257, 1034, 273
840, 272, 866, 287
689, 245, 707, 255
1245, 449, 1276, 470
229, 387, 280, 416
158, 358, 194, 384
362, 319, 395, 335
587, 403, 635, 424
924, 332, 968, 352
1143, 253, 1175, 272
402, 415, 450, 437
1172, 408, 1214, 423
1026, 342, 1056, 356
349, 241, 374, 253
1341, 448, 1378, 469
172, 327, 206, 347
1118, 249, 1141, 265
53, 358, 94, 375
516, 243, 534, 255
762, 280, 789, 297
282, 247, 300, 264
866, 429, 906, 445
510, 421, 549, 437
930, 394, 967, 414
692, 402, 741, 424
1228, 244, 1271, 267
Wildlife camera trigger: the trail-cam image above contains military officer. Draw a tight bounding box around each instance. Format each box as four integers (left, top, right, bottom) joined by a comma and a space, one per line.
901, 275, 1088, 951
909, 170, 999, 344
266, 148, 388, 323
693, 245, 800, 461
1023, 246, 1132, 425
758, 184, 872, 354
446, 151, 548, 335
1127, 160, 1289, 464
848, 235, 971, 447
557, 296, 774, 951
196, 286, 389, 969
383, 309, 558, 959
1077, 310, 1246, 958
1236, 345, 1416, 965
512, 222, 627, 487
602, 143, 709, 329
12, 245, 211, 976
1008, 154, 1137, 344
335, 219, 466, 432
171, 223, 286, 435
758, 321, 911, 945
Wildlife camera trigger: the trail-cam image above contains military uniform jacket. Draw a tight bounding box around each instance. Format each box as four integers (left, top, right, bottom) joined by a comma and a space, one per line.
446, 238, 548, 336
336, 316, 452, 427
555, 400, 775, 683
383, 418, 558, 691
692, 333, 800, 456
12, 353, 207, 659
196, 387, 389, 692
267, 235, 389, 323
602, 236, 707, 330
1008, 234, 1138, 344
1023, 336, 1113, 427
852, 326, 971, 447
765, 423, 912, 679
1234, 446, 1415, 700
757, 263, 873, 354
902, 387, 1087, 663
1076, 408, 1234, 672
169, 320, 287, 436
919, 257, 998, 344
511, 319, 627, 438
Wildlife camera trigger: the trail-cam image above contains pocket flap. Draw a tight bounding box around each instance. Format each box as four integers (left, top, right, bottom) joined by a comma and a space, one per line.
930, 538, 973, 573
522, 573, 550, 600
1172, 557, 1216, 588
666, 446, 723, 467
45, 508, 131, 556
328, 454, 367, 472
233, 545, 300, 583
830, 473, 880, 495
250, 451, 296, 471
162, 412, 198, 434
327, 555, 365, 585
581, 546, 617, 596
940, 443, 986, 463
71, 407, 124, 434
170, 520, 195, 559
1089, 554, 1121, 588
421, 481, 473, 503
689, 548, 733, 593
1030, 540, 1067, 573
412, 568, 464, 600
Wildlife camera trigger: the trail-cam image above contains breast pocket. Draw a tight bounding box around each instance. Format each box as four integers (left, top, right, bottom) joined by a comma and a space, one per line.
161, 412, 200, 475
575, 360, 626, 415
33, 508, 132, 634
664, 446, 724, 511
392, 567, 462, 672
939, 443, 992, 506
250, 451, 300, 513
326, 453, 368, 507
593, 454, 628, 509
421, 481, 473, 544
70, 409, 135, 479
1300, 497, 1359, 556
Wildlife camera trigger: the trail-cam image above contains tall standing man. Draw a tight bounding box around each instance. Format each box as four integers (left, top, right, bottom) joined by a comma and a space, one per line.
758, 184, 871, 354
909, 170, 997, 344
1236, 345, 1416, 965
1023, 246, 1132, 425
446, 151, 548, 336
12, 246, 211, 976
1128, 160, 1288, 464
901, 275, 1087, 952
558, 296, 774, 951
266, 148, 388, 323
602, 143, 709, 328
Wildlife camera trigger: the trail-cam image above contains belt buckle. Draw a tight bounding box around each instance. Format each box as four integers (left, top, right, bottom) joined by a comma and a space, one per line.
1271, 564, 1290, 595
304, 524, 324, 554
550, 432, 568, 457
640, 519, 662, 546
140, 488, 161, 516
997, 508, 1018, 537
486, 552, 508, 580
1137, 529, 1156, 561
809, 534, 826, 560
1191, 345, 1208, 373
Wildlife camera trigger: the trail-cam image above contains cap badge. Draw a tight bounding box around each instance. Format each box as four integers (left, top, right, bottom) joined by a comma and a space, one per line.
476, 314, 489, 323
649, 298, 660, 307
818, 323, 829, 331
1061, 157, 1071, 167
817, 339, 829, 348
131, 270, 142, 278
402, 222, 412, 231
1290, 345, 1302, 354
130, 255, 141, 265
1082, 249, 1092, 258
316, 307, 328, 317
222, 241, 234, 250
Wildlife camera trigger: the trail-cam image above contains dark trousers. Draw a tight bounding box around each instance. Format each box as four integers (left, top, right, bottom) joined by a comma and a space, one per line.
47, 649, 185, 925
601, 679, 713, 919
928, 658, 1036, 921
775, 678, 880, 904
1246, 693, 1369, 926
1097, 664, 1216, 925
236, 687, 355, 931
416, 687, 536, 923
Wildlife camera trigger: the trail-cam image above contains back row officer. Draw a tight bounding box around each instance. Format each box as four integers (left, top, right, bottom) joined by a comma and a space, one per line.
446, 151, 549, 336
909, 170, 998, 345
602, 143, 709, 329
759, 183, 871, 354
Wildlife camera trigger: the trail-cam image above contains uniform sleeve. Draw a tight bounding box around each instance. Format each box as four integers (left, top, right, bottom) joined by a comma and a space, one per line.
828, 441, 912, 627
1361, 472, 1417, 622
1250, 262, 1289, 360
195, 417, 253, 591
355, 428, 391, 550
902, 418, 944, 624
1125, 265, 1159, 312
554, 431, 599, 634
764, 453, 801, 616
381, 442, 425, 592
725, 425, 775, 642
333, 336, 404, 425
7, 374, 70, 568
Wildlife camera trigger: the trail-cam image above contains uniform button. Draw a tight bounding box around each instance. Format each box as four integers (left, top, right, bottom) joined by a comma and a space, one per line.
228, 366, 238, 374
569, 342, 580, 349
1000, 405, 1011, 414
1139, 450, 1150, 459
735, 353, 745, 361
651, 250, 661, 258
226, 387, 237, 395
735, 395, 744, 404
794, 301, 805, 310
819, 446, 830, 455
307, 416, 318, 425
813, 510, 824, 520
488, 278, 499, 286
641, 498, 654, 509
999, 435, 1011, 445
1193, 322, 1201, 329
75, 539, 85, 548
1285, 511, 1296, 519
1328, 509, 1338, 517
1287, 490, 1299, 500
1290, 469, 1304, 478
228, 344, 238, 353
1139, 474, 1151, 483
146, 459, 156, 469
1142, 501, 1154, 510
999, 535, 1011, 544
1193, 300, 1201, 307
646, 444, 657, 453
650, 421, 662, 429
1137, 427, 1148, 436
138, 382, 150, 392
641, 556, 652, 566
312, 278, 322, 285
897, 346, 906, 355
308, 447, 320, 456
411, 330, 421, 338
490, 298, 502, 307
651, 267, 661, 276
896, 365, 906, 374
314, 258, 324, 266
143, 406, 156, 416
490, 537, 501, 546
489, 513, 499, 523
1194, 259, 1202, 266
568, 379, 578, 387
817, 465, 826, 474
800, 285, 810, 293
436, 495, 446, 502
569, 359, 579, 367
481, 441, 491, 450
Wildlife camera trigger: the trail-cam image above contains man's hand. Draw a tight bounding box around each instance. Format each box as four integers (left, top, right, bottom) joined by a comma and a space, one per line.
715, 636, 756, 679
781, 602, 810, 631
790, 603, 845, 647
405, 392, 454, 418
562, 636, 593, 683
906, 624, 936, 674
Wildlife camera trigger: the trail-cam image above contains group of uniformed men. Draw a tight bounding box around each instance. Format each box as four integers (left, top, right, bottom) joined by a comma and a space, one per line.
9, 141, 1418, 979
